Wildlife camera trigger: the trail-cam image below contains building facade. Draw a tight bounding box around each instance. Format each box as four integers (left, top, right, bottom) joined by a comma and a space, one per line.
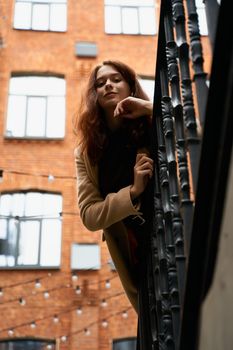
0, 1, 211, 349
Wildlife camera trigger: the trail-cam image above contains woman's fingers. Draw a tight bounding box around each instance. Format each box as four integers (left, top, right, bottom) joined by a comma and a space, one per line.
131, 154, 154, 198
136, 153, 150, 162
114, 97, 153, 119
134, 155, 154, 183
135, 154, 153, 168
114, 104, 124, 117
136, 160, 153, 172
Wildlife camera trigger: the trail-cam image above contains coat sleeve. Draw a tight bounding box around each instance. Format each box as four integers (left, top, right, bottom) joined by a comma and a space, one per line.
74, 148, 143, 231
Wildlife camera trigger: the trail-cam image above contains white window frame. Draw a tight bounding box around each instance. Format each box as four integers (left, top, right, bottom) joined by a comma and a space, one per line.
0, 191, 62, 269
13, 0, 67, 32
104, 0, 157, 35
5, 75, 66, 139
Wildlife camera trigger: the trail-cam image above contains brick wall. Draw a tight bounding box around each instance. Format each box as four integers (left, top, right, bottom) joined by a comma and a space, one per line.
0, 0, 157, 349
0, 1, 211, 349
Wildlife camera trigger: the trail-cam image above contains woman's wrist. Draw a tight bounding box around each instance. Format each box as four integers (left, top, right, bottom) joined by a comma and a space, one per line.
130, 185, 138, 201
130, 186, 140, 208
144, 101, 153, 115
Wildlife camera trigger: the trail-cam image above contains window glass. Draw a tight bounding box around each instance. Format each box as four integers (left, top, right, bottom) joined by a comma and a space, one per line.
0, 192, 62, 268
50, 4, 67, 31
6, 255, 15, 267
139, 78, 155, 101
26, 97, 46, 137
24, 192, 42, 216
122, 7, 139, 34
11, 193, 25, 216
46, 97, 66, 138
0, 220, 7, 239
32, 4, 49, 30
105, 0, 156, 35
6, 76, 66, 139
195, 0, 208, 35
139, 7, 156, 35
5, 219, 18, 266
42, 193, 62, 215
9, 76, 65, 96
14, 2, 31, 29
105, 6, 121, 34
40, 219, 61, 266
0, 339, 55, 350
0, 194, 12, 215
197, 8, 208, 35
113, 338, 137, 350
14, 0, 67, 32
6, 96, 26, 137
18, 221, 40, 265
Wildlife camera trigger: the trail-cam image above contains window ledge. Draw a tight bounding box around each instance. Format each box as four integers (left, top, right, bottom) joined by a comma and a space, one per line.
4, 135, 65, 141
105, 32, 157, 36
0, 266, 61, 270
13, 27, 67, 33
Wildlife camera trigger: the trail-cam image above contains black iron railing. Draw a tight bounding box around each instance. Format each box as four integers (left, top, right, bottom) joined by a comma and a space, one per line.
136, 0, 232, 349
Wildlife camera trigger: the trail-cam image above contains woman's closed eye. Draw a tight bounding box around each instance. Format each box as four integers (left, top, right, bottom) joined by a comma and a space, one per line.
95, 75, 122, 89
113, 76, 121, 83
95, 80, 105, 88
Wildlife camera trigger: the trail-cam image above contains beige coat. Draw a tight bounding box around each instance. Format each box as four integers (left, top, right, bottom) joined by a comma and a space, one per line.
75, 148, 145, 312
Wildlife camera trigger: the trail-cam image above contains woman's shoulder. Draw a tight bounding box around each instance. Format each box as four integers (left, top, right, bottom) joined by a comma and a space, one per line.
74, 146, 81, 158
74, 146, 95, 169
74, 145, 88, 160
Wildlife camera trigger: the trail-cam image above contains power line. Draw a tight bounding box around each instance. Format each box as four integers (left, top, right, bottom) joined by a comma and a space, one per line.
0, 168, 76, 181
0, 212, 79, 220
0, 272, 53, 290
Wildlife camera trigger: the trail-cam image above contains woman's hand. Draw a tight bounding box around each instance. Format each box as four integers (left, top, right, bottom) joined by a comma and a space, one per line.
114, 96, 153, 119
130, 153, 154, 200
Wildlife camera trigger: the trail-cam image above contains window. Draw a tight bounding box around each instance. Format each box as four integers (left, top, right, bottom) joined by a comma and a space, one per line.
108, 258, 116, 271
13, 0, 67, 32
71, 243, 101, 270
0, 339, 55, 349
6, 75, 66, 139
105, 0, 156, 35
195, 0, 208, 35
139, 77, 155, 101
0, 191, 62, 268
113, 338, 137, 350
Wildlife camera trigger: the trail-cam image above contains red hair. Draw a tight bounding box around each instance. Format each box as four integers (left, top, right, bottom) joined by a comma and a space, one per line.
75, 60, 151, 165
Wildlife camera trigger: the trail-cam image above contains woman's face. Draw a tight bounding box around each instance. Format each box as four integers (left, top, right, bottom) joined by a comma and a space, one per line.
95, 65, 131, 112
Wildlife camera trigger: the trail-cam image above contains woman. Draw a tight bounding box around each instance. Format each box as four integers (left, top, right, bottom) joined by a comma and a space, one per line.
74, 60, 154, 312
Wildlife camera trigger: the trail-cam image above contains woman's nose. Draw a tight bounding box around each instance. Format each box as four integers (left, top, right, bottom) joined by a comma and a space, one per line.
105, 78, 113, 88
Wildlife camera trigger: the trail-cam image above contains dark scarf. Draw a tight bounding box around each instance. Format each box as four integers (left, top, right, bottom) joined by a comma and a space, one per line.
98, 123, 152, 234
98, 127, 137, 198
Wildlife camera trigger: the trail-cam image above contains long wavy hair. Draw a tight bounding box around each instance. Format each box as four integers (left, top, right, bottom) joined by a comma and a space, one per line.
75, 60, 151, 165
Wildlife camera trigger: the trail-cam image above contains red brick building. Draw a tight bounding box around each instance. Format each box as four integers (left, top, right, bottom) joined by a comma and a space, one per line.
0, 1, 211, 349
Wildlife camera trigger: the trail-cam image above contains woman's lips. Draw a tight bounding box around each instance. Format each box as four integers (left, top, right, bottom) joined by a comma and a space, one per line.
104, 92, 116, 97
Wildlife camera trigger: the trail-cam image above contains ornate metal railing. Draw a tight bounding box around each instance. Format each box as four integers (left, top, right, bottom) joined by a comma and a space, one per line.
136, 0, 231, 349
